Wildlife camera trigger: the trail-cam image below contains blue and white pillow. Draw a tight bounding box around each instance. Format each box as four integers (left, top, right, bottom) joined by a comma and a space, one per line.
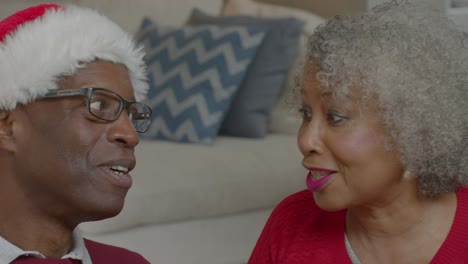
136, 18, 268, 144
188, 9, 304, 138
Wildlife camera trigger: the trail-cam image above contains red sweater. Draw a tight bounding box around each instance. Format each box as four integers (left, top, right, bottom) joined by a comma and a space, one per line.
11, 239, 149, 264
249, 188, 468, 264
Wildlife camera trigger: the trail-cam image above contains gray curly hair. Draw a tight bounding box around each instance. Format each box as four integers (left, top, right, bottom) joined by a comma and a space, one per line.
305, 0, 468, 196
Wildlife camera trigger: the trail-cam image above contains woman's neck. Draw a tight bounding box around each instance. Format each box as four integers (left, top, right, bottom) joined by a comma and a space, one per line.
345, 180, 457, 263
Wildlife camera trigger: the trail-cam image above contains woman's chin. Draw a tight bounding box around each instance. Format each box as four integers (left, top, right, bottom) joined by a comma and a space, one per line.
313, 192, 348, 212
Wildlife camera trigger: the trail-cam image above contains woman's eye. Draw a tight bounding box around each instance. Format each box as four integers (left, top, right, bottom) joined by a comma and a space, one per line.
327, 112, 348, 124
298, 107, 312, 120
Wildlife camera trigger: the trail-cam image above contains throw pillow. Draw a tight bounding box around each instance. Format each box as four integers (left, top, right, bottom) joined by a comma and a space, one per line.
187, 8, 304, 138
136, 17, 268, 144
222, 0, 325, 135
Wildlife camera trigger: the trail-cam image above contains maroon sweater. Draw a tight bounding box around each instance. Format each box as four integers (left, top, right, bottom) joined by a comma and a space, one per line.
249, 188, 468, 264
11, 239, 149, 264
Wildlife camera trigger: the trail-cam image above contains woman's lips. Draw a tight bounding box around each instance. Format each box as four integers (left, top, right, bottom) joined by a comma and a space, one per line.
305, 169, 336, 192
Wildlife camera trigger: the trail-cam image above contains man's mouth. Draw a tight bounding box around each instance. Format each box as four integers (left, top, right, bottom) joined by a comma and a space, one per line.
100, 165, 133, 189
109, 165, 129, 176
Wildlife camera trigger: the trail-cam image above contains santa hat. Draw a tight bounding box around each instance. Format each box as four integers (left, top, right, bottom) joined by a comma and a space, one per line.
0, 4, 148, 110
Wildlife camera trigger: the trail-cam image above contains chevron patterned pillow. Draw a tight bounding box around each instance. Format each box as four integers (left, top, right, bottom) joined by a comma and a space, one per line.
136, 18, 268, 144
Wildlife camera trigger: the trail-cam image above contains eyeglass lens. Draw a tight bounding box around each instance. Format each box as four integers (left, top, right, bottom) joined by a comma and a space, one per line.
90, 89, 151, 133
129, 103, 151, 133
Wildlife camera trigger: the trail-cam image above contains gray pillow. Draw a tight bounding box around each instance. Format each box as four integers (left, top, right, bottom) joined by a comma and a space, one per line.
188, 8, 304, 138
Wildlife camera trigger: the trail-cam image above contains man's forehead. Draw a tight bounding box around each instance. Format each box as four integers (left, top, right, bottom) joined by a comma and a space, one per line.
58, 60, 135, 100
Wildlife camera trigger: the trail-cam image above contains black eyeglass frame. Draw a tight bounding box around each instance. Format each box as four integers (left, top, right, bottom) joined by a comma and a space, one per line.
37, 87, 152, 133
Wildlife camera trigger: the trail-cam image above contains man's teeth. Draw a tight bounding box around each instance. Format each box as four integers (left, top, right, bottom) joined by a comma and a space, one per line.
110, 165, 129, 176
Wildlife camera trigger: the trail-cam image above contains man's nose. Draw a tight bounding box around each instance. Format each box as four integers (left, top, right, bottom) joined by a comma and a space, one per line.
107, 112, 140, 148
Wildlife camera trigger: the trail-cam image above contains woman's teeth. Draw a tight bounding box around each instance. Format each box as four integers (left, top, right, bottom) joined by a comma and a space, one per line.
310, 170, 331, 179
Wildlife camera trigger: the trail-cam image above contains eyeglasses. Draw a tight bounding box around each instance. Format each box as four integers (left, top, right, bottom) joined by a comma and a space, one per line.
37, 87, 152, 133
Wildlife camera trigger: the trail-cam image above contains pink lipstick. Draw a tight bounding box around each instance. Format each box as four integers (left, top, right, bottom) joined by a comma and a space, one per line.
305, 168, 336, 192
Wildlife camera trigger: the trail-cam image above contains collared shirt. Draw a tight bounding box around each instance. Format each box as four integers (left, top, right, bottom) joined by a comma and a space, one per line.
0, 229, 92, 264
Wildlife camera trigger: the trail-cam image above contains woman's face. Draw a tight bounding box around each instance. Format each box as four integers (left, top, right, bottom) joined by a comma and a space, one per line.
297, 63, 405, 211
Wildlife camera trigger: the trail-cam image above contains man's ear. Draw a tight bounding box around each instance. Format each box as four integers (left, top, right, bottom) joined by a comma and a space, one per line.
0, 110, 15, 152
0, 111, 13, 135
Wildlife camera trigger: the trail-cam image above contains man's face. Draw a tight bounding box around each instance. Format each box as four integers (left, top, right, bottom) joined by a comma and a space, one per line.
10, 60, 140, 224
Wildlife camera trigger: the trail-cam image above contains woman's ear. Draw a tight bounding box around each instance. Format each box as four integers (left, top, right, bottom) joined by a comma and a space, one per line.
0, 110, 15, 152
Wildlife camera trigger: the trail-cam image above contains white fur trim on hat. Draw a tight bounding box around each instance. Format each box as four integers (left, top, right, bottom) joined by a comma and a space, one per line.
0, 5, 148, 110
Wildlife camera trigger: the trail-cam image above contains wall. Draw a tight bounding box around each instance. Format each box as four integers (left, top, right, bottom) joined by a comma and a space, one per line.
367, 0, 446, 10
258, 0, 367, 17
259, 0, 468, 31
368, 0, 468, 30
2, 0, 467, 31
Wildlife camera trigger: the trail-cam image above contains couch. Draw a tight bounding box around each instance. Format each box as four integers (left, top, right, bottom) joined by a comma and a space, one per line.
0, 0, 328, 263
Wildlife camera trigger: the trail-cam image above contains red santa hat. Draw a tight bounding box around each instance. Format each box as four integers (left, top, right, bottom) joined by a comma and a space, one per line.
0, 4, 148, 110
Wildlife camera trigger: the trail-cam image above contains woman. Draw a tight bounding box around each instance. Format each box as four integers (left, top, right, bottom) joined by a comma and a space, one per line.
249, 1, 468, 263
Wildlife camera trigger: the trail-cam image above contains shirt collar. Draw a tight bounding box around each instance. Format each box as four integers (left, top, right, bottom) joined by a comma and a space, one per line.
0, 229, 91, 264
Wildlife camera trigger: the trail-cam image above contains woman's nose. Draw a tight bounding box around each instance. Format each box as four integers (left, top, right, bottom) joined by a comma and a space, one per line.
297, 121, 324, 157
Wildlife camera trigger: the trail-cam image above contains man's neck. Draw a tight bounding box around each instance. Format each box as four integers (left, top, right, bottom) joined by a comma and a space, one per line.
0, 179, 75, 258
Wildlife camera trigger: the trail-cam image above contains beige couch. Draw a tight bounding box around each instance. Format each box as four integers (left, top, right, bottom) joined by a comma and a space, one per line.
0, 0, 330, 263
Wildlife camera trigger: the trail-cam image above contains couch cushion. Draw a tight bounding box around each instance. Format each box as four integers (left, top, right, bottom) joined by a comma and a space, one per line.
188, 8, 304, 138
136, 18, 268, 143
83, 208, 273, 264
79, 134, 305, 234
223, 0, 325, 135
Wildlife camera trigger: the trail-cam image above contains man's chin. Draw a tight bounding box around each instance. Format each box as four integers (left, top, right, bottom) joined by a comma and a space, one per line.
80, 199, 126, 223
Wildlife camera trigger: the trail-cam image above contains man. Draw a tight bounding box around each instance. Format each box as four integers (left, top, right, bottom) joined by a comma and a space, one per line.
0, 4, 152, 263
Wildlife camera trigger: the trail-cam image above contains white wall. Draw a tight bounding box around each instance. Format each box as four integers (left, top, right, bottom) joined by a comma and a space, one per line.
367, 0, 446, 10
368, 0, 468, 31
259, 0, 468, 30
257, 0, 367, 18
